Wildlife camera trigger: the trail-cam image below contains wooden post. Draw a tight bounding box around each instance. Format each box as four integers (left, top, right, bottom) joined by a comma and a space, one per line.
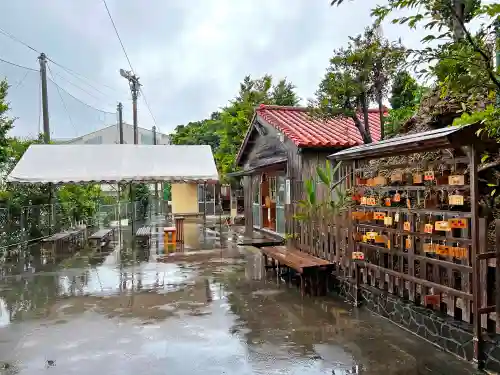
470, 144, 483, 368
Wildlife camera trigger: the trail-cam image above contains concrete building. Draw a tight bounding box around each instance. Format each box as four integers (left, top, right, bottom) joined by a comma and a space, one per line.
59, 123, 170, 145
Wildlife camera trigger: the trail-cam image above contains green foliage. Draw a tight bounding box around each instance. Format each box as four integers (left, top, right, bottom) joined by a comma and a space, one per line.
0, 80, 14, 165
170, 74, 300, 178
163, 183, 171, 201
294, 161, 349, 222
57, 184, 101, 222
390, 71, 419, 109
385, 74, 429, 136
310, 25, 406, 142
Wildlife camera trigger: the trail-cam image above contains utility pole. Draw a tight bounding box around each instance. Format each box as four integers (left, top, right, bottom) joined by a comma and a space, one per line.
117, 102, 124, 144
119, 69, 140, 145
119, 69, 140, 235
39, 53, 50, 144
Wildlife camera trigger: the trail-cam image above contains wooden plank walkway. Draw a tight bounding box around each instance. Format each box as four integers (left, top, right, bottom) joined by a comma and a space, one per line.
259, 245, 335, 297
237, 237, 284, 248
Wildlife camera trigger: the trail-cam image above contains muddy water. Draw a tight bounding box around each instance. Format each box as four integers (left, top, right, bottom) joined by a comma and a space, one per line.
0, 224, 476, 374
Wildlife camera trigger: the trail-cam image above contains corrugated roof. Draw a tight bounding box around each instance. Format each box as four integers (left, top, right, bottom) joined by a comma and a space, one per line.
256, 105, 382, 147
7, 144, 218, 184
328, 125, 476, 161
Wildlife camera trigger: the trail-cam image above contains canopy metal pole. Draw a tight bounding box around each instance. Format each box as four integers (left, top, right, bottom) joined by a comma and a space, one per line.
203, 182, 207, 228
130, 182, 135, 236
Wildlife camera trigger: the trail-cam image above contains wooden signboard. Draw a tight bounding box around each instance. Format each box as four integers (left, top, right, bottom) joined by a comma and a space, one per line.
449, 195, 464, 205
448, 175, 465, 186
373, 212, 386, 220
424, 224, 433, 233
352, 252, 365, 260
393, 193, 401, 202
434, 221, 451, 232
449, 218, 467, 229
413, 173, 423, 184
403, 221, 411, 231
424, 171, 435, 181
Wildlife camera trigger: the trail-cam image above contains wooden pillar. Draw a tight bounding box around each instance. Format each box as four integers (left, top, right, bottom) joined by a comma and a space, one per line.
470, 144, 483, 368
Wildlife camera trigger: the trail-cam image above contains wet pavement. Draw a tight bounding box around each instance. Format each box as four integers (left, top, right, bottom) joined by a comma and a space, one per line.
0, 221, 478, 374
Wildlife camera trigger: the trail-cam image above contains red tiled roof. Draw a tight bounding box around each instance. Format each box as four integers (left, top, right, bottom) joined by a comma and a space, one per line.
256, 104, 383, 148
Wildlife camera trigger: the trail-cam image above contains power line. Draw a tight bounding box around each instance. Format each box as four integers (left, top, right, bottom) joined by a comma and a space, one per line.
47, 64, 77, 136
102, 0, 135, 74
102, 0, 161, 131
0, 27, 39, 53
48, 59, 121, 94
0, 26, 121, 94
47, 77, 116, 115
0, 57, 38, 72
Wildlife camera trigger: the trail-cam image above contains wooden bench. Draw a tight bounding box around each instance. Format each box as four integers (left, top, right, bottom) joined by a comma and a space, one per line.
260, 246, 335, 296
136, 226, 152, 248
41, 227, 86, 257
88, 228, 115, 250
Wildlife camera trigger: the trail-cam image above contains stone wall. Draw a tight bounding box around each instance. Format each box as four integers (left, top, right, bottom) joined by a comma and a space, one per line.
333, 277, 500, 373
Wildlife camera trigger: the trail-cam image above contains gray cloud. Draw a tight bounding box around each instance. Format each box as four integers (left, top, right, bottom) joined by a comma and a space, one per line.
0, 0, 424, 139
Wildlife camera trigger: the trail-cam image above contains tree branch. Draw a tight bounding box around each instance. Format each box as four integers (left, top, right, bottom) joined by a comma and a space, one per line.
448, 3, 500, 91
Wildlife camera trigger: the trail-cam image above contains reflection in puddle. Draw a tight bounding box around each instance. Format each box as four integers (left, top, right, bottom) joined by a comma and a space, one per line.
0, 221, 476, 375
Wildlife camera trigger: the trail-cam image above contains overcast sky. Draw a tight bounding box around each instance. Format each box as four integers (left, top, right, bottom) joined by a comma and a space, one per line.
0, 1, 425, 139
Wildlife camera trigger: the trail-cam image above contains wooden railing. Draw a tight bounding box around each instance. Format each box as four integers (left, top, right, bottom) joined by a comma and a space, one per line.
288, 201, 500, 334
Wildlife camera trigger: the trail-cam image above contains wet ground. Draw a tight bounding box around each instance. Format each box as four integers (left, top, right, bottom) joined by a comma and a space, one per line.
0, 221, 478, 374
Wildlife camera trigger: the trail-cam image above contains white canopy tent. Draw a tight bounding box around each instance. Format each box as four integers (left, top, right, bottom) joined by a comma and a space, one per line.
6, 144, 220, 234
7, 144, 219, 184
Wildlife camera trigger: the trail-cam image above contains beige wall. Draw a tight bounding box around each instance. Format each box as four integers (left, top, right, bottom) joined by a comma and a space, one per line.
171, 183, 198, 215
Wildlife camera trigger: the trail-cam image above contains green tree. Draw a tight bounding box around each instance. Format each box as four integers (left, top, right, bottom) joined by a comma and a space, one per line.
310, 26, 405, 143
170, 74, 300, 178
0, 79, 14, 165
390, 71, 419, 110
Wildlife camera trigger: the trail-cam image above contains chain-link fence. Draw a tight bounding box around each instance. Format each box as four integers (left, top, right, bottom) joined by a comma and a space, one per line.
0, 196, 166, 255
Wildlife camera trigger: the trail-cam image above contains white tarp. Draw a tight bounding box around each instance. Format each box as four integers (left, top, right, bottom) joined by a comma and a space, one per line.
7, 144, 219, 184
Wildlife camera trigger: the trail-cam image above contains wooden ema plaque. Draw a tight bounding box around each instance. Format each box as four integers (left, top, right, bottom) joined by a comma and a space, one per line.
360, 197, 367, 205
393, 193, 401, 202
424, 171, 435, 181
413, 173, 423, 184
424, 294, 441, 307
434, 221, 451, 232
448, 175, 465, 186
424, 224, 433, 233
373, 212, 386, 220
394, 212, 400, 222
449, 195, 464, 205
449, 218, 467, 229
403, 222, 411, 231
384, 198, 391, 207
391, 171, 403, 182
422, 243, 468, 259
384, 216, 393, 226
352, 252, 365, 260
405, 237, 412, 249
